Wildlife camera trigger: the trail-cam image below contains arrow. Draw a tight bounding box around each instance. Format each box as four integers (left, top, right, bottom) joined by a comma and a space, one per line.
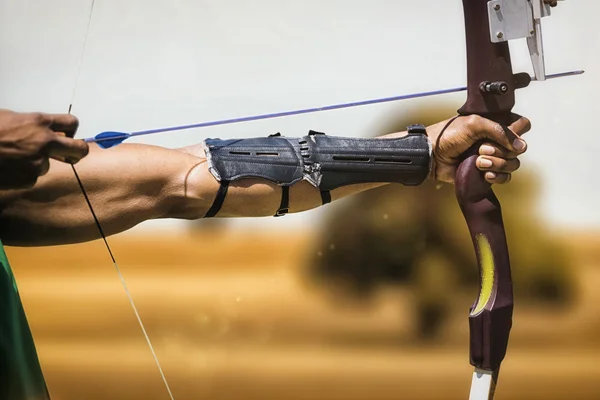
85, 69, 583, 149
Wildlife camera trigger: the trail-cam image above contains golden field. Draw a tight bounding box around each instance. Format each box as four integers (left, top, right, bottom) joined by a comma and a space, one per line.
6, 229, 600, 400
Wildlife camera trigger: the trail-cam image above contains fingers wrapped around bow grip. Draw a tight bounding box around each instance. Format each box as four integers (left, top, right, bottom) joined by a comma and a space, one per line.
457, 0, 518, 373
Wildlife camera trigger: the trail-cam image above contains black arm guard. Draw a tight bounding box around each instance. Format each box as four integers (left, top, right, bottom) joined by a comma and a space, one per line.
301, 130, 431, 190
203, 129, 431, 217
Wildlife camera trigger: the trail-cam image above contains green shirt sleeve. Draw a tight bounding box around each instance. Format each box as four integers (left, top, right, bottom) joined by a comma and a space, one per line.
0, 240, 50, 400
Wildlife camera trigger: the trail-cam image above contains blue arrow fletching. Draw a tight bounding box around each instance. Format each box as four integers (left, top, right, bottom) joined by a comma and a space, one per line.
88, 131, 131, 149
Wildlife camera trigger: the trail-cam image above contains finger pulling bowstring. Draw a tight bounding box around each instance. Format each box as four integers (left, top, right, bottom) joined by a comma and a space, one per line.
67, 1, 175, 399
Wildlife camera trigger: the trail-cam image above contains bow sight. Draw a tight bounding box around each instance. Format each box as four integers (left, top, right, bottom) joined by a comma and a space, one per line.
485, 0, 561, 90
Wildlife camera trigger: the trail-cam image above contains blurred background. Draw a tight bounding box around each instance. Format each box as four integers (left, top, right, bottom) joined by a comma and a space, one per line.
1, 1, 600, 399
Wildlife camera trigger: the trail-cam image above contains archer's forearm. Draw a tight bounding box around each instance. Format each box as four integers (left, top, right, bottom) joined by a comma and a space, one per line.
0, 143, 200, 246
0, 139, 393, 246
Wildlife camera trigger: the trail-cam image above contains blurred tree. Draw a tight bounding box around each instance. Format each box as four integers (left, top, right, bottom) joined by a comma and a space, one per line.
305, 101, 576, 341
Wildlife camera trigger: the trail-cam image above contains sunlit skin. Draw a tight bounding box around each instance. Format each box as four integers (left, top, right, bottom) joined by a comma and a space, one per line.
0, 109, 530, 246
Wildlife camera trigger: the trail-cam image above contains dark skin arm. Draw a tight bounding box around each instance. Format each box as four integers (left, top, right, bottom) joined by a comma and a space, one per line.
0, 114, 530, 247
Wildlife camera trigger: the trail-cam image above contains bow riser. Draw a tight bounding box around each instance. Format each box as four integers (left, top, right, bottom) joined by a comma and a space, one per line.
456, 0, 518, 394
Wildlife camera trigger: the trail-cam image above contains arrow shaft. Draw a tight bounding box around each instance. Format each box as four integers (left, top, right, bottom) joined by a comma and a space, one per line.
84, 69, 583, 146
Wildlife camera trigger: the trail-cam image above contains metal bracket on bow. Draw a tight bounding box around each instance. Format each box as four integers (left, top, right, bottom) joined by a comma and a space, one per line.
487, 0, 563, 81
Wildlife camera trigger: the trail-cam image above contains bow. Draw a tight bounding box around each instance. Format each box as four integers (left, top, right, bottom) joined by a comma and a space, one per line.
454, 0, 566, 398
62, 1, 577, 400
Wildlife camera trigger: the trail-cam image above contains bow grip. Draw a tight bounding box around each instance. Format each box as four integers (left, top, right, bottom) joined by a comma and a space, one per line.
455, 150, 514, 372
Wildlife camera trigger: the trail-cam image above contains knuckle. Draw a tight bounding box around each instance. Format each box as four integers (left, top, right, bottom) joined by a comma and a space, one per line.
31, 112, 48, 125
491, 144, 506, 157
465, 114, 480, 128
73, 140, 90, 159
66, 114, 79, 129
512, 158, 521, 170
30, 157, 46, 172
494, 123, 506, 138
497, 159, 508, 171
39, 132, 55, 150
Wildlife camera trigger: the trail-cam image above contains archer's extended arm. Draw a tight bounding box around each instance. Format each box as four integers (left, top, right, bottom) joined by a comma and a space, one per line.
0, 115, 528, 247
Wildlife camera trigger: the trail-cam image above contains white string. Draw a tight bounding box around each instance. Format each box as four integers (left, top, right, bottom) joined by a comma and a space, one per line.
68, 1, 175, 399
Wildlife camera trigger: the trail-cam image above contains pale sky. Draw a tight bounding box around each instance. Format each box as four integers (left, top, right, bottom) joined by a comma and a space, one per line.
0, 0, 598, 232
